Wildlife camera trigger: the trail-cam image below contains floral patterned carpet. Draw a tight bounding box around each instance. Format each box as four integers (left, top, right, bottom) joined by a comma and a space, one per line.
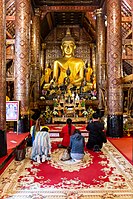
0, 139, 133, 199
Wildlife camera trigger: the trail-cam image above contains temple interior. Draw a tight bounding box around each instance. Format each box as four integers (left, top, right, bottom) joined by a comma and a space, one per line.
0, 0, 132, 157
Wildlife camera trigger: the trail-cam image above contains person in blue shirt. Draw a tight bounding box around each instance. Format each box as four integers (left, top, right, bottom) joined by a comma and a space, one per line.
69, 129, 85, 162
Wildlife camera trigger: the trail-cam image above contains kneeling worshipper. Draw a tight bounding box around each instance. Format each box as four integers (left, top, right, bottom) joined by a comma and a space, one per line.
31, 126, 51, 163
69, 129, 85, 162
58, 118, 76, 148
86, 112, 107, 152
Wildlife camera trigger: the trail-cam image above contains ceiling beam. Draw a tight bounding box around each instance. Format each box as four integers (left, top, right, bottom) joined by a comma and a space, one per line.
6, 39, 15, 45
122, 39, 133, 45
86, 12, 96, 28
122, 54, 133, 60
6, 0, 15, 10
6, 55, 14, 60
122, 74, 133, 82
46, 13, 53, 30
40, 5, 98, 13
6, 31, 13, 39
122, 0, 132, 9
6, 16, 15, 21
122, 16, 132, 22
124, 29, 132, 39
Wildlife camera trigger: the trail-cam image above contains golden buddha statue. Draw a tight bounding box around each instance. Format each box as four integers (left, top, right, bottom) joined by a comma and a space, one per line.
40, 63, 52, 87
52, 28, 84, 89
86, 65, 93, 82
42, 28, 94, 94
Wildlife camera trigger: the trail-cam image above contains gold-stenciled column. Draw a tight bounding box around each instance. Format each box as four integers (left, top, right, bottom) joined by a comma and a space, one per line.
31, 9, 41, 109
14, 0, 31, 133
40, 43, 46, 75
0, 0, 7, 157
107, 0, 123, 137
91, 44, 96, 89
96, 8, 106, 111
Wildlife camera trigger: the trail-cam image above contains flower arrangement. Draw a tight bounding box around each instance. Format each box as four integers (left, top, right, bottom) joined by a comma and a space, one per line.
53, 100, 59, 107
87, 107, 94, 119
53, 110, 58, 116
82, 110, 88, 116
81, 99, 85, 107
42, 106, 53, 123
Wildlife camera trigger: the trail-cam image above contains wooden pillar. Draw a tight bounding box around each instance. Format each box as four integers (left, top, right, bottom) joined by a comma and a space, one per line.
96, 8, 106, 110
14, 0, 31, 133
31, 9, 41, 109
0, 0, 7, 157
107, 0, 123, 137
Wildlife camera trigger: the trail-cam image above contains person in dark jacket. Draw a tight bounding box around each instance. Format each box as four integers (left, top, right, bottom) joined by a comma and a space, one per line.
86, 112, 107, 151
69, 129, 85, 161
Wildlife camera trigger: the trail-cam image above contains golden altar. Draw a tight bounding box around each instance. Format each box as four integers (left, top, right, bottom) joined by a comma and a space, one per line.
52, 101, 88, 123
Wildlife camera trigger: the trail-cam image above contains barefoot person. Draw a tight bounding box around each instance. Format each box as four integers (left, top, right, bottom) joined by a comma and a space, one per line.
31, 126, 51, 163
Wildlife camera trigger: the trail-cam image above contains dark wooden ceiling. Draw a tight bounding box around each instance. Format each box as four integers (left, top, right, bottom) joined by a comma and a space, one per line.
5, 0, 133, 84
6, 0, 132, 41
31, 0, 105, 41
32, 0, 104, 7
6, 0, 132, 65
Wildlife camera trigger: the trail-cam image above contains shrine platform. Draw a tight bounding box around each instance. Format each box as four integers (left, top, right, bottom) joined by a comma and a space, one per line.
48, 123, 88, 138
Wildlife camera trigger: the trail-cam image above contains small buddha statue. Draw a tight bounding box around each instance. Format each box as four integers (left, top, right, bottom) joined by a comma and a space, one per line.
85, 63, 93, 83
40, 63, 52, 88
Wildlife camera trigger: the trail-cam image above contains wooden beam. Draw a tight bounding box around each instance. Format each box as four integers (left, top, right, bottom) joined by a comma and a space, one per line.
46, 13, 53, 30
6, 77, 14, 82
122, 84, 133, 89
6, 16, 15, 21
86, 12, 96, 28
122, 39, 133, 45
122, 74, 133, 83
122, 16, 132, 23
6, 0, 15, 10
123, 0, 132, 9
6, 55, 14, 60
40, 5, 98, 12
122, 54, 133, 60
124, 30, 132, 39
6, 31, 13, 39
6, 39, 15, 45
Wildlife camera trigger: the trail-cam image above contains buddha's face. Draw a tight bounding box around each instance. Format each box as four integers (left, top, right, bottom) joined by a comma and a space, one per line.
61, 41, 76, 57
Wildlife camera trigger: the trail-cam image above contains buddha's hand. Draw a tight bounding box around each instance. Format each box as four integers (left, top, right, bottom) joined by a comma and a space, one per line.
50, 79, 54, 84
67, 83, 73, 89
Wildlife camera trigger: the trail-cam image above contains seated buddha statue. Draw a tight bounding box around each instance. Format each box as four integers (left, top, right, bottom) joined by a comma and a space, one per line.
53, 28, 84, 87
48, 28, 85, 91
43, 28, 94, 94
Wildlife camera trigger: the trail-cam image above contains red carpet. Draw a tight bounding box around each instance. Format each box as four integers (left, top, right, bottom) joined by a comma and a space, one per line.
7, 131, 29, 150
108, 136, 133, 163
0, 132, 29, 174
25, 142, 109, 187
1, 140, 133, 198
